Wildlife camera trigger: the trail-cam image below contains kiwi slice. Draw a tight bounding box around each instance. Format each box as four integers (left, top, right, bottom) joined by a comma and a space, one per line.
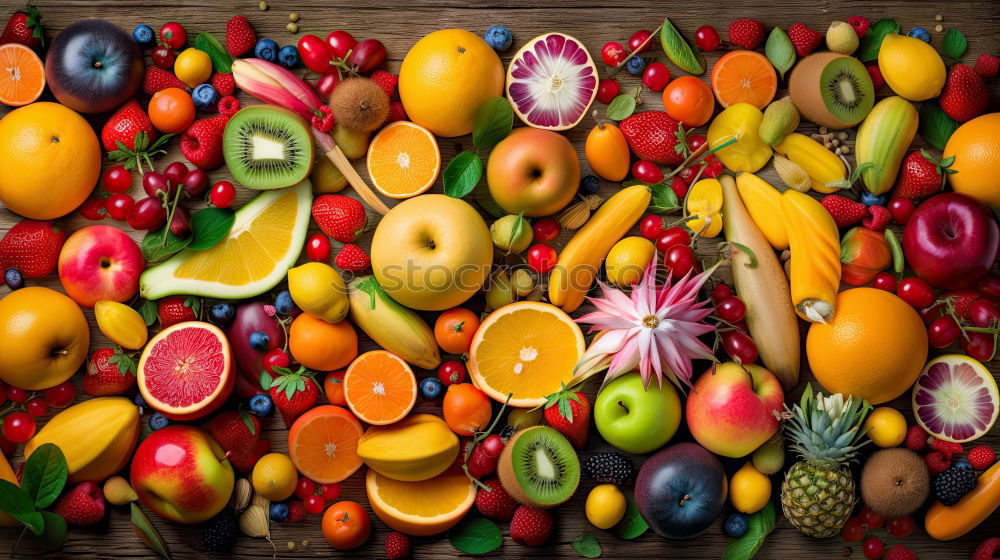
222, 105, 315, 190
789, 52, 874, 129
497, 425, 580, 508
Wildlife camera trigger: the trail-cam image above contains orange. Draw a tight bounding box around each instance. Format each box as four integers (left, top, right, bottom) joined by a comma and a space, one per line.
343, 350, 417, 425
367, 121, 441, 198
442, 383, 492, 436
365, 466, 475, 536
322, 500, 371, 550
468, 301, 585, 407
324, 370, 347, 406
944, 112, 1000, 207
148, 87, 196, 133
806, 287, 928, 405
0, 102, 100, 220
289, 313, 358, 371
288, 405, 364, 484
434, 307, 480, 354
398, 29, 505, 137
0, 44, 44, 106
710, 50, 777, 109
662, 76, 715, 127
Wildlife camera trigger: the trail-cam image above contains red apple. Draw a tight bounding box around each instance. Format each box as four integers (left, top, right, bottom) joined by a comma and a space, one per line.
486, 128, 580, 217
685, 362, 784, 458
902, 192, 999, 290
58, 225, 144, 308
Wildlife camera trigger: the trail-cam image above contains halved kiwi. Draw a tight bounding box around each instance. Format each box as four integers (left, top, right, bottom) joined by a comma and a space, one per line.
222, 105, 315, 190
497, 425, 580, 508
789, 52, 874, 129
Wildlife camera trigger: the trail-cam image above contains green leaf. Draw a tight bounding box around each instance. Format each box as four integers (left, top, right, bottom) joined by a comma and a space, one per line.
22, 444, 67, 509
857, 19, 899, 61
606, 94, 636, 121
141, 227, 192, 263
472, 97, 514, 149
0, 480, 34, 516
919, 102, 959, 151
194, 31, 233, 73
941, 28, 968, 60
36, 511, 67, 552
448, 517, 502, 555
659, 17, 706, 75
188, 208, 235, 250
506, 212, 525, 251
571, 532, 602, 558
443, 151, 483, 199
648, 183, 680, 214
136, 299, 158, 326
472, 184, 504, 218
723, 502, 777, 560
131, 503, 172, 559
615, 494, 648, 539
731, 242, 758, 269
764, 28, 795, 79
12, 511, 44, 535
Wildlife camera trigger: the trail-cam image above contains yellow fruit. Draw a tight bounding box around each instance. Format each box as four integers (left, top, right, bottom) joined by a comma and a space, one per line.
251, 453, 298, 501
730, 462, 771, 514
585, 121, 630, 181
865, 407, 908, 448
686, 178, 724, 237
735, 173, 787, 250
95, 300, 149, 350
878, 33, 946, 101
586, 484, 627, 529
605, 236, 656, 287
781, 189, 840, 323
288, 262, 349, 323
0, 453, 19, 526
773, 132, 848, 194
399, 29, 504, 137
311, 155, 347, 193
346, 276, 441, 370
24, 397, 140, 483
357, 414, 459, 482
944, 113, 1000, 207
855, 96, 919, 195
807, 288, 928, 405
103, 475, 138, 505
707, 103, 772, 173
174, 48, 213, 88
366, 466, 475, 536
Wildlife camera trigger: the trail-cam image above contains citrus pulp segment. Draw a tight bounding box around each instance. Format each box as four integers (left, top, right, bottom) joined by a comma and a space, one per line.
288, 405, 364, 484
367, 121, 441, 199
710, 50, 777, 109
0, 43, 45, 106
365, 466, 476, 536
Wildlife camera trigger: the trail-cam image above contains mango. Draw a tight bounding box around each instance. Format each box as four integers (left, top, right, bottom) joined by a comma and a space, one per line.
357, 414, 459, 482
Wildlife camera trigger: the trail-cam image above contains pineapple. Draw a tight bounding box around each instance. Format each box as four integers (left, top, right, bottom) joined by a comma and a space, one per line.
780, 385, 872, 538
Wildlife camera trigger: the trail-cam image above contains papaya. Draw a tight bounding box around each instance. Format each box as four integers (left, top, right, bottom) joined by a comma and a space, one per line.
925, 459, 1000, 541
357, 414, 459, 482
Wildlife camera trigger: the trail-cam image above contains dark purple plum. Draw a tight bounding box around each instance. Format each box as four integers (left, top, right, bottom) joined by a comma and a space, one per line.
227, 302, 286, 398
635, 442, 728, 539
46, 19, 144, 114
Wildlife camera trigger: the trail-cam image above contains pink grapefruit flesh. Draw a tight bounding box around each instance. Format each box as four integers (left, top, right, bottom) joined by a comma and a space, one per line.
506, 32, 598, 131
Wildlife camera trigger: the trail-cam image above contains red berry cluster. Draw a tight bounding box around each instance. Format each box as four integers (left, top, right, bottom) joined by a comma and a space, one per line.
0, 380, 77, 450
289, 476, 342, 518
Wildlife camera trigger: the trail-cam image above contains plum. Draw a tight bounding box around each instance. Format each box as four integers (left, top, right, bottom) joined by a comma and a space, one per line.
635, 442, 728, 539
46, 20, 144, 114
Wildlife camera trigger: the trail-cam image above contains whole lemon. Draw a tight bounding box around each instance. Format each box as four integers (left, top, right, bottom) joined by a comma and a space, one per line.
252, 453, 298, 501
865, 407, 907, 448
729, 462, 771, 514
288, 262, 349, 323
944, 112, 1000, 208
174, 47, 213, 88
605, 236, 656, 287
585, 484, 627, 529
878, 34, 945, 101
95, 300, 149, 350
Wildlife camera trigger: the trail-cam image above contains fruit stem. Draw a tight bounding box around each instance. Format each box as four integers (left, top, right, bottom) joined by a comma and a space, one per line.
605, 21, 664, 79
592, 110, 605, 130
462, 393, 512, 490
160, 183, 185, 247
617, 400, 629, 414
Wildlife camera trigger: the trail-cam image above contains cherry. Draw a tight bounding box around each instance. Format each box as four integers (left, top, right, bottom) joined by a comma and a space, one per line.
299, 34, 334, 72
896, 277, 935, 309
437, 360, 467, 386
303, 494, 325, 515
858, 506, 885, 530
2, 412, 36, 443
295, 477, 316, 500
677, 165, 701, 185
305, 233, 332, 262
663, 243, 698, 277
702, 159, 724, 178
669, 177, 688, 199
872, 271, 897, 292
601, 41, 627, 67
596, 78, 620, 104
641, 62, 671, 91
325, 30, 357, 60
263, 348, 290, 375
0, 384, 6, 407
151, 45, 176, 69
655, 226, 691, 253
79, 196, 106, 220
978, 274, 1000, 298
840, 517, 864, 543
209, 181, 236, 208
127, 196, 168, 231
169, 205, 191, 237
888, 196, 915, 225
711, 283, 733, 303
919, 302, 945, 325
862, 536, 885, 559
348, 38, 386, 72
159, 22, 187, 49
101, 165, 132, 193
318, 483, 341, 501
632, 160, 663, 183
627, 29, 653, 53
481, 434, 505, 457
687, 134, 708, 155
885, 515, 914, 538
722, 330, 758, 364
164, 161, 189, 188
970, 298, 1000, 328
715, 295, 746, 323
43, 381, 76, 409
694, 25, 721, 51
532, 217, 561, 243
25, 397, 47, 417
964, 331, 996, 361
316, 69, 341, 99
182, 169, 209, 198
143, 171, 176, 199
639, 214, 665, 240
104, 193, 135, 221
928, 316, 961, 348
7, 386, 27, 405
527, 244, 557, 274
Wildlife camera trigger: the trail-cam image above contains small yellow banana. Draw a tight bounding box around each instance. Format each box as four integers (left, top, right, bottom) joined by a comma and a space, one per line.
774, 133, 847, 194
781, 189, 841, 322
735, 173, 787, 250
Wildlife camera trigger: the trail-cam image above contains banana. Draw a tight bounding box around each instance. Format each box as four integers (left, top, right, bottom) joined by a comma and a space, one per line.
548, 184, 651, 312
773, 132, 847, 194
855, 96, 919, 195
781, 189, 841, 323
735, 173, 788, 250
347, 276, 441, 369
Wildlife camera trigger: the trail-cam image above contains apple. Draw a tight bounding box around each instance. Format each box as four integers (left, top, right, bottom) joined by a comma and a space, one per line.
902, 192, 999, 290
635, 442, 727, 539
58, 225, 145, 308
685, 362, 784, 458
372, 194, 492, 311
487, 128, 580, 217
130, 425, 234, 524
46, 20, 144, 114
593, 372, 682, 454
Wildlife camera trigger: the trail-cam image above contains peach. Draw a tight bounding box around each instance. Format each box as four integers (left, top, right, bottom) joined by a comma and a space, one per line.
58, 225, 144, 308
487, 128, 580, 217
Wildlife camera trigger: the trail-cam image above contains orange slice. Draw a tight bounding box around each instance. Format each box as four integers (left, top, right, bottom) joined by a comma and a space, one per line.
0, 44, 44, 107
343, 350, 417, 425
288, 405, 364, 483
468, 301, 585, 407
365, 466, 475, 536
710, 50, 777, 109
366, 121, 441, 198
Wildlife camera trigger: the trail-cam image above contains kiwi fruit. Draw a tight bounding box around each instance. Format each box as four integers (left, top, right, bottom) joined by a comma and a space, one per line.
860, 448, 930, 518
788, 52, 874, 129
222, 105, 314, 190
333, 124, 371, 160
329, 78, 389, 133
497, 425, 580, 508
310, 156, 347, 193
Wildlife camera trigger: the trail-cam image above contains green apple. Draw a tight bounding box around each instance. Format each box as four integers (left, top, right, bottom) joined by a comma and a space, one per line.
490, 214, 533, 253
594, 372, 682, 454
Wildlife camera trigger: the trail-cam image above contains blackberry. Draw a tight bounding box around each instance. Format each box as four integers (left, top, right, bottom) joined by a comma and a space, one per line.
934, 463, 978, 506
580, 175, 601, 196
202, 508, 237, 552
585, 452, 635, 485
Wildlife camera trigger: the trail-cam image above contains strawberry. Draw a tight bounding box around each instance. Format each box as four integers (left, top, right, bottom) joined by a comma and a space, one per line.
229, 438, 271, 473
0, 220, 66, 278
383, 100, 407, 125
143, 65, 187, 95
944, 288, 979, 320
904, 425, 928, 451
847, 16, 870, 38
209, 410, 261, 463
862, 206, 890, 232
618, 111, 686, 166
788, 22, 822, 57
821, 194, 868, 228
225, 15, 256, 57
475, 478, 518, 521
967, 445, 996, 470
893, 149, 955, 199
54, 482, 106, 526
727, 18, 764, 50
509, 505, 552, 547
265, 366, 319, 428
370, 70, 398, 98
83, 347, 137, 397
101, 100, 157, 153
210, 72, 236, 97
0, 3, 43, 48
157, 295, 199, 327
975, 54, 1000, 79
543, 384, 590, 448
335, 243, 370, 272
973, 538, 1000, 560
939, 63, 989, 123
312, 194, 367, 242
866, 64, 885, 90
180, 115, 229, 170
384, 531, 410, 560
884, 544, 915, 560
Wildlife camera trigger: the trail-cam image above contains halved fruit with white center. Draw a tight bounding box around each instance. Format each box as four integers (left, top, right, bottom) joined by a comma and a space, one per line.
468, 301, 585, 407
912, 354, 999, 443
366, 121, 441, 199
366, 465, 475, 536
506, 33, 599, 131
138, 322, 234, 421
140, 180, 312, 299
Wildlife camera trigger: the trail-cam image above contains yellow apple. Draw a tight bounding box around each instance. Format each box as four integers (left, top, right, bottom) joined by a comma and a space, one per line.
487, 128, 580, 217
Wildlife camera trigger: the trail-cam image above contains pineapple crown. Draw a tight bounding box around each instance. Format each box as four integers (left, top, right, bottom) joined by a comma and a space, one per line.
784, 384, 872, 467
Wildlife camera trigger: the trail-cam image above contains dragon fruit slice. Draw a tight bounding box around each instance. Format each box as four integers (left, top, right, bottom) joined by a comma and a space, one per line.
912, 354, 999, 443
506, 33, 598, 131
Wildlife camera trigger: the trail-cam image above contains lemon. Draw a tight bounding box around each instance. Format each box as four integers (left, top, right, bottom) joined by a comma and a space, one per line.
730, 462, 771, 514
878, 34, 945, 101
605, 236, 656, 287
585, 484, 627, 529
94, 300, 148, 350
287, 262, 349, 324
865, 406, 907, 448
252, 453, 298, 501
174, 48, 212, 88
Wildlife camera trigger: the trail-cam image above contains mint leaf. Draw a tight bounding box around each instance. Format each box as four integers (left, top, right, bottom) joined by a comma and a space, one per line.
571, 532, 602, 558
941, 28, 968, 60
0, 480, 33, 516
648, 183, 680, 214
194, 31, 233, 73
607, 94, 636, 121
36, 511, 67, 552
443, 151, 483, 199
22, 443, 67, 509
918, 102, 959, 151
141, 227, 192, 262
136, 299, 158, 326
472, 97, 514, 149
615, 494, 648, 539
723, 502, 777, 560
449, 517, 502, 554
188, 208, 235, 250
857, 20, 899, 61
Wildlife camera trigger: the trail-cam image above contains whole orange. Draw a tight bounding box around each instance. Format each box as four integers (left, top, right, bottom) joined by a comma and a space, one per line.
442, 383, 492, 436
321, 500, 371, 550
0, 102, 100, 220
324, 370, 347, 406
944, 112, 1000, 207
434, 307, 480, 354
662, 76, 715, 127
289, 313, 358, 371
149, 87, 196, 134
806, 287, 928, 404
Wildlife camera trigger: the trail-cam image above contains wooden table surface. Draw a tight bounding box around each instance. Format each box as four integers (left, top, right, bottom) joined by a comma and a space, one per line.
1, 0, 998, 558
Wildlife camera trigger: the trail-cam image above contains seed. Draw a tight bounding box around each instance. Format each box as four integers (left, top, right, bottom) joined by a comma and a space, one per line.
259, 0, 268, 10
230, 478, 252, 512
287, 22, 299, 33
287, 542, 295, 550
934, 24, 943, 32
288, 12, 299, 22
935, 14, 943, 21
819, 126, 828, 135
839, 145, 851, 155
837, 131, 849, 141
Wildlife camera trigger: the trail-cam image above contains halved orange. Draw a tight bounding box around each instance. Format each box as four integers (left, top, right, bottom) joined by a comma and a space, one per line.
343, 350, 417, 425
366, 121, 441, 199
288, 405, 364, 483
710, 50, 777, 109
0, 44, 44, 107
366, 466, 475, 536
468, 301, 585, 407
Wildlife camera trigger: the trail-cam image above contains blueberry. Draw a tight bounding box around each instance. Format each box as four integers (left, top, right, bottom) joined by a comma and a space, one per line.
279, 45, 299, 67
723, 513, 748, 538
859, 190, 887, 207
269, 502, 289, 522
132, 24, 156, 47
209, 303, 236, 327
192, 84, 219, 110
908, 27, 932, 43
580, 175, 601, 196
626, 56, 646, 75
132, 392, 148, 409
955, 458, 973, 470
4, 269, 23, 290
419, 377, 443, 399
484, 25, 513, 52
250, 394, 273, 416
254, 38, 279, 62
149, 413, 169, 430
275, 290, 297, 316
249, 330, 270, 351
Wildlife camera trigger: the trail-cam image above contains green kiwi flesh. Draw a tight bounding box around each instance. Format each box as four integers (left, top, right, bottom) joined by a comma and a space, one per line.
497, 425, 580, 508
223, 105, 315, 190
789, 52, 874, 129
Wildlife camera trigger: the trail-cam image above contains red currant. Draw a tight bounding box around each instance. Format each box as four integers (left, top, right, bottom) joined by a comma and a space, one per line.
104, 193, 135, 221
101, 165, 132, 193
694, 25, 721, 51
702, 159, 724, 178
306, 233, 332, 262
437, 360, 467, 386
711, 283, 733, 303
2, 412, 36, 443
872, 272, 897, 292
655, 226, 691, 253
7, 386, 28, 405
596, 78, 620, 104
627, 29, 653, 53
970, 298, 1000, 328
79, 196, 106, 220
979, 274, 1000, 298
295, 477, 317, 500
601, 41, 627, 67
43, 381, 76, 409
210, 180, 236, 208
639, 214, 665, 240
964, 331, 996, 361
318, 483, 341, 501
663, 244, 698, 277
715, 295, 746, 323
303, 494, 325, 515
641, 62, 671, 91
164, 161, 188, 188
526, 244, 557, 274
722, 330, 758, 364
888, 197, 915, 225
325, 30, 357, 60
885, 515, 914, 538
840, 517, 864, 542
25, 397, 47, 417
263, 348, 290, 375
669, 177, 688, 199
127, 197, 167, 231
687, 134, 708, 155
928, 316, 961, 348
896, 277, 935, 309
631, 160, 663, 184
862, 536, 885, 559
183, 169, 210, 198
858, 506, 885, 530
532, 218, 561, 243
159, 22, 187, 49
677, 165, 701, 185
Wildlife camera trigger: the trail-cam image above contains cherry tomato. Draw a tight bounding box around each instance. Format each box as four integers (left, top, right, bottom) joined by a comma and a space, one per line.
43, 382, 76, 409
348, 38, 386, 72
532, 217, 561, 243
670, 177, 688, 199
101, 165, 132, 193
321, 500, 371, 550
295, 477, 316, 500
434, 308, 480, 354
858, 506, 885, 530
596, 78, 620, 104
304, 494, 326, 515
631, 160, 664, 183
306, 233, 332, 262
715, 295, 746, 323
151, 45, 176, 69
655, 226, 691, 253
79, 196, 107, 220
164, 161, 188, 187
159, 22, 187, 49
324, 370, 346, 406
127, 197, 167, 231
711, 283, 733, 303
964, 332, 996, 362
928, 316, 961, 348
526, 244, 557, 274
437, 360, 467, 386
442, 383, 492, 436
662, 76, 715, 127
970, 298, 1000, 328
678, 164, 702, 185
149, 87, 196, 134
627, 29, 653, 53
862, 537, 884, 560
840, 517, 864, 542
104, 194, 134, 221
888, 197, 915, 225
298, 34, 333, 72
601, 42, 626, 67
663, 243, 698, 277
979, 274, 1000, 298
639, 214, 664, 240
872, 272, 897, 292
722, 330, 758, 364
319, 483, 341, 501
263, 348, 290, 375
886, 515, 914, 538
896, 277, 935, 309
702, 159, 724, 178
325, 30, 357, 60
316, 69, 342, 99
2, 412, 36, 443
7, 387, 27, 405
210, 180, 236, 208
25, 397, 47, 417
641, 62, 671, 92
694, 25, 721, 51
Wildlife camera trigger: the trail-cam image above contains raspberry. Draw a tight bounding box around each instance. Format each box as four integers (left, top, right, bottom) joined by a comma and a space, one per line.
924, 451, 950, 475
967, 445, 996, 470
727, 18, 765, 50
975, 54, 1000, 79
904, 425, 928, 451
929, 438, 964, 456
862, 205, 891, 231
973, 538, 1000, 560
884, 544, 916, 560
848, 16, 871, 38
